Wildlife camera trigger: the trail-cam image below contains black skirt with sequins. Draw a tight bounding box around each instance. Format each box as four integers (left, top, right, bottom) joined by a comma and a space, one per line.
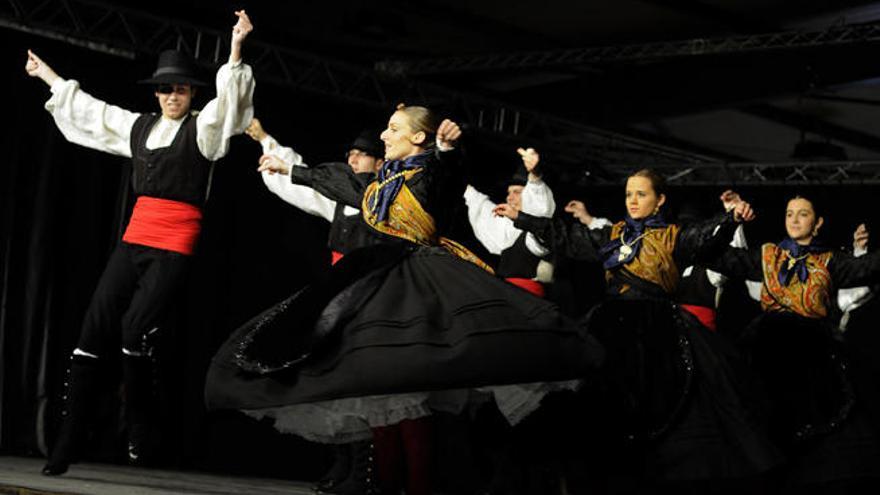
204, 242, 604, 412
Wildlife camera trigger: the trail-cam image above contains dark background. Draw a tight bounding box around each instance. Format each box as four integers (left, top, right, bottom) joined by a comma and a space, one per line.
2, 0, 880, 481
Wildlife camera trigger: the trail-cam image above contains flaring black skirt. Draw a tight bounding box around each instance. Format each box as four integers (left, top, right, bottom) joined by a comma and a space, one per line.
583, 298, 782, 481
205, 243, 603, 414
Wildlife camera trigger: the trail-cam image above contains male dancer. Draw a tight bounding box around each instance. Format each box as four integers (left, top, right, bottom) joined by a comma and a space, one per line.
25, 10, 255, 475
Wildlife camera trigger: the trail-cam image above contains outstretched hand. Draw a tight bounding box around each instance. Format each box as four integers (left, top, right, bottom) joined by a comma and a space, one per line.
25, 49, 60, 87
436, 119, 461, 149
230, 10, 253, 62
732, 201, 755, 223
493, 203, 519, 220
565, 200, 593, 226
257, 154, 290, 175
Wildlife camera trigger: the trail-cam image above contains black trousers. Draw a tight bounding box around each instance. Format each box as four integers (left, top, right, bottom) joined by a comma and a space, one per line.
76, 242, 189, 357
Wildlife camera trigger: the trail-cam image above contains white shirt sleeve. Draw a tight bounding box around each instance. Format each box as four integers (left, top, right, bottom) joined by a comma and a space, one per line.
519, 178, 555, 257
731, 224, 748, 248
44, 78, 140, 158
588, 217, 612, 230
838, 244, 872, 313
463, 185, 520, 255
260, 134, 302, 166
520, 177, 556, 217
196, 60, 256, 161
261, 171, 338, 221
257, 134, 338, 221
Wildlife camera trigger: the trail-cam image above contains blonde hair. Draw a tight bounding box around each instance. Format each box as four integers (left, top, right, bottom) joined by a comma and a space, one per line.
395, 103, 439, 147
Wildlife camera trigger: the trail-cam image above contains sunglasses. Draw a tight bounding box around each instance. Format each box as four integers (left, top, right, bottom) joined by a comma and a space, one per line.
156, 84, 191, 95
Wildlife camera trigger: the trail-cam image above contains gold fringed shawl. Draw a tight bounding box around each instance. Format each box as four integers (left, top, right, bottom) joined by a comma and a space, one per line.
760, 243, 833, 319
607, 221, 681, 294
362, 169, 493, 273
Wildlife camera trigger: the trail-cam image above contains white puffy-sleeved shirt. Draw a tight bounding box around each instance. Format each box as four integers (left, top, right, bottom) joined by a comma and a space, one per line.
258, 134, 359, 221
44, 59, 255, 161
464, 178, 556, 258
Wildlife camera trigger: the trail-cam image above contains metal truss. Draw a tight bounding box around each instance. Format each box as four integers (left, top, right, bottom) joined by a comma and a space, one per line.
584, 160, 880, 186
1, 0, 724, 169
377, 22, 880, 76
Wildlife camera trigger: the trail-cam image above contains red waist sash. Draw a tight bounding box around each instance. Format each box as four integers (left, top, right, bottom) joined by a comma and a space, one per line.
680, 304, 717, 331
505, 277, 545, 298
122, 196, 203, 255
331, 251, 344, 265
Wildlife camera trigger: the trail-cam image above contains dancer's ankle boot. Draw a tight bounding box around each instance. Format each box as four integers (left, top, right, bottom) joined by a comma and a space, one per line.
42, 355, 101, 476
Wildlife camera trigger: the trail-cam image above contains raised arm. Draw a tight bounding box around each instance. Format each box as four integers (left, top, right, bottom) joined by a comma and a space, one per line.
510, 210, 608, 261
838, 224, 872, 312
246, 118, 303, 166
27, 50, 139, 157
463, 185, 521, 255
195, 10, 256, 161
248, 123, 339, 221
287, 162, 372, 209
676, 200, 754, 266
831, 228, 880, 288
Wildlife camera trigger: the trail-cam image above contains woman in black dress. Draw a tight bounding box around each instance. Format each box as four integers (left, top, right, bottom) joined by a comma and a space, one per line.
708, 195, 880, 492
206, 104, 604, 494
497, 169, 782, 491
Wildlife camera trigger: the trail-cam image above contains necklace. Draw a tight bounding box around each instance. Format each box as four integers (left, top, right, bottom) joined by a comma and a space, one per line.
366, 168, 423, 218
617, 231, 648, 262
785, 251, 810, 271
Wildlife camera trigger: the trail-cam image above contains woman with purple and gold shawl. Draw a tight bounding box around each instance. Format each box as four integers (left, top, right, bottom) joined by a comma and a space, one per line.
205, 104, 603, 495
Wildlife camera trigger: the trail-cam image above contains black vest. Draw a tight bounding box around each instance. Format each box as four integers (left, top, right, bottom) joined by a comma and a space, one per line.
328, 203, 372, 255
676, 265, 717, 308
129, 113, 215, 206
497, 232, 541, 279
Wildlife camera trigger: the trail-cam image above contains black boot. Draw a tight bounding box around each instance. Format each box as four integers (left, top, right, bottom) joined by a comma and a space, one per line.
122, 354, 158, 467
42, 356, 102, 476
319, 440, 377, 495
314, 443, 353, 492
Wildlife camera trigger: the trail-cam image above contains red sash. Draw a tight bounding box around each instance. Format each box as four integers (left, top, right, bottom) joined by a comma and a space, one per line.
680, 304, 717, 331
331, 251, 345, 265
122, 196, 202, 255
505, 277, 545, 298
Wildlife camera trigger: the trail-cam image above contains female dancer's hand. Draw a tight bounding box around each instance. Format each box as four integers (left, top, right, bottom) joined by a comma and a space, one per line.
854, 223, 869, 251
517, 147, 540, 176
230, 10, 254, 62
25, 50, 60, 87
493, 203, 519, 220
565, 200, 594, 225
437, 119, 462, 149
257, 154, 290, 175
732, 201, 755, 223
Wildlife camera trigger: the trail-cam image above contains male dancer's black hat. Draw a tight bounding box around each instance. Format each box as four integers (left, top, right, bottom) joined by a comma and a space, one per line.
139, 50, 207, 86
350, 129, 385, 159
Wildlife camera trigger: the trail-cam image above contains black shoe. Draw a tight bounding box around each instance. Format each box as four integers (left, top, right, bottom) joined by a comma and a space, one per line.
123, 355, 158, 467
315, 441, 376, 495
41, 460, 69, 476
43, 356, 102, 477
313, 443, 354, 492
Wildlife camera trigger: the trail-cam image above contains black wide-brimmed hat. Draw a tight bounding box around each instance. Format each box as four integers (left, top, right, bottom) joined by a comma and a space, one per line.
509, 164, 529, 186
139, 49, 207, 86
349, 129, 385, 159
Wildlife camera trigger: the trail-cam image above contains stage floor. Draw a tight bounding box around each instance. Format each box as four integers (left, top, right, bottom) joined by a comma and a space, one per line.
0, 456, 313, 495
